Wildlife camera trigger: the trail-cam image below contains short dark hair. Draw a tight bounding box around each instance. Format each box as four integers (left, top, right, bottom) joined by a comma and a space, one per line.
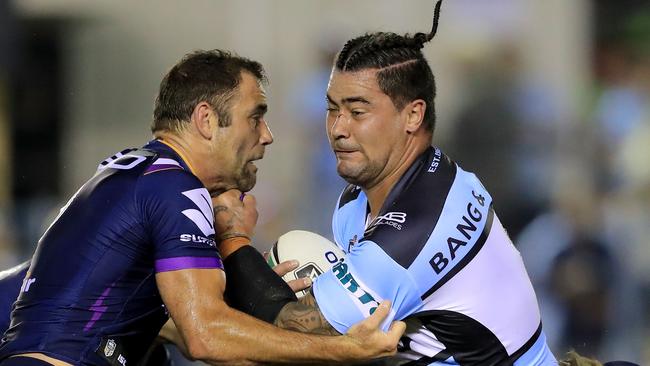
152, 49, 267, 133
334, 1, 442, 133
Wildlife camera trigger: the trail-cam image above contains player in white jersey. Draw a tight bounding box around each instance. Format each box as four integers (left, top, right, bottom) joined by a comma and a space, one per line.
218, 1, 556, 365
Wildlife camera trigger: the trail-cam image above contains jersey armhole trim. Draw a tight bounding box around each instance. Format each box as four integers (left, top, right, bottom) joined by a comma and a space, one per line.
508, 321, 543, 363
155, 256, 224, 273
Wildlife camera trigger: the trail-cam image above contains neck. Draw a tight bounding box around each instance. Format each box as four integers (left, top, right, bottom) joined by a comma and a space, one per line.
155, 132, 200, 174
365, 142, 430, 221
154, 131, 231, 196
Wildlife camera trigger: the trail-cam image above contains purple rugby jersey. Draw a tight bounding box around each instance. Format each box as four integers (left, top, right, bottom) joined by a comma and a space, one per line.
0, 141, 222, 366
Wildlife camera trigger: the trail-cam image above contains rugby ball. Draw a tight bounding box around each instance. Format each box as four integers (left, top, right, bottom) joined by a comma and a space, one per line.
267, 230, 344, 298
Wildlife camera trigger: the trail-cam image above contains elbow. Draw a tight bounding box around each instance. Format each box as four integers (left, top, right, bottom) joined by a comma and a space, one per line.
184, 334, 251, 365
185, 336, 213, 362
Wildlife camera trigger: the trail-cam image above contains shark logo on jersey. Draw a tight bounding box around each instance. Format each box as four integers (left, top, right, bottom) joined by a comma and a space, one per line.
181, 188, 215, 237
348, 235, 358, 252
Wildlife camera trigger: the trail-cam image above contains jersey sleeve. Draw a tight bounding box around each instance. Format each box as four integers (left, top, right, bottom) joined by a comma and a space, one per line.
312, 239, 422, 333
137, 169, 223, 273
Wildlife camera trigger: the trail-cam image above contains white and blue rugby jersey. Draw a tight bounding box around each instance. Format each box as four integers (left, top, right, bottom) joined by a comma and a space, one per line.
313, 147, 556, 366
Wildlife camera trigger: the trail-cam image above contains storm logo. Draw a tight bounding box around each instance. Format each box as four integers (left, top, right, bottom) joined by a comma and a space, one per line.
181, 188, 215, 237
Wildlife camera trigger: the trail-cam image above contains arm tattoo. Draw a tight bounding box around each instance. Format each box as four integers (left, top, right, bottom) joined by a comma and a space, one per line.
274, 291, 340, 336
213, 205, 250, 240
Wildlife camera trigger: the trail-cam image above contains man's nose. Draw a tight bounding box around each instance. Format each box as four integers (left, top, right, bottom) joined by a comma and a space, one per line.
260, 119, 273, 145
330, 113, 350, 139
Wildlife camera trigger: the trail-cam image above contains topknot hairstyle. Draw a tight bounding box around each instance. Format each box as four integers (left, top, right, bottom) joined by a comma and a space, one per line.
334, 0, 443, 132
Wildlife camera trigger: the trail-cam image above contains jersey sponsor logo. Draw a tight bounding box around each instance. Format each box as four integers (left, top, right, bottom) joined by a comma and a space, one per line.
180, 234, 216, 247
332, 260, 379, 314
181, 188, 215, 237
427, 148, 443, 173
375, 211, 407, 230
429, 190, 487, 274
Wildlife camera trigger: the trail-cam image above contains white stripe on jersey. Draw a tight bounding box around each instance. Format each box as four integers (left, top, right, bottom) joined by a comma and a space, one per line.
152, 158, 181, 166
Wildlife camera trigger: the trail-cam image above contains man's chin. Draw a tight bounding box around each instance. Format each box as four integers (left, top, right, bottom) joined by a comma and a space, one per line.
337, 167, 364, 186
237, 174, 257, 192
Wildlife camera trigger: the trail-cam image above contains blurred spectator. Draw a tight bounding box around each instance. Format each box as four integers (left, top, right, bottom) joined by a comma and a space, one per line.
550, 235, 615, 356
444, 44, 560, 237
290, 41, 347, 238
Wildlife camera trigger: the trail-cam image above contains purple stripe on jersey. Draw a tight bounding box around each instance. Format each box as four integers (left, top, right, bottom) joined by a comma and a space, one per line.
155, 256, 224, 273
144, 164, 182, 174
84, 285, 113, 332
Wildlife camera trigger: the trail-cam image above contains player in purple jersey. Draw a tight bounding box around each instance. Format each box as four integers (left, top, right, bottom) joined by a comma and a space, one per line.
0, 262, 177, 366
0, 50, 404, 366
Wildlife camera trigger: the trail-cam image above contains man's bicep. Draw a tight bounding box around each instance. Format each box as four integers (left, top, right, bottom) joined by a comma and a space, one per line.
274, 291, 340, 336
156, 268, 227, 336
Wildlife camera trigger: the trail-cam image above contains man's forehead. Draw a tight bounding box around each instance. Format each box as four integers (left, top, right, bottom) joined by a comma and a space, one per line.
239, 71, 266, 97
233, 72, 266, 112
327, 69, 382, 101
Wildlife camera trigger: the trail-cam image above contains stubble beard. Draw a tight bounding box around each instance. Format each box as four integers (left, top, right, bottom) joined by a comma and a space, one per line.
336, 160, 380, 189
236, 164, 257, 192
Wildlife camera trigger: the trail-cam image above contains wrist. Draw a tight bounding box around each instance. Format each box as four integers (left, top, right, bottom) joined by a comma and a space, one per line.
327, 335, 366, 362
219, 236, 251, 259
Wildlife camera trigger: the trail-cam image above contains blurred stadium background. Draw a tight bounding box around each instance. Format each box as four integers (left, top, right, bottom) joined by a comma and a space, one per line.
0, 0, 649, 364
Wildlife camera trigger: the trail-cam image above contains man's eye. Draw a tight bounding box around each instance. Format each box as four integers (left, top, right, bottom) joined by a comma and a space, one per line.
351, 110, 364, 117
326, 107, 338, 112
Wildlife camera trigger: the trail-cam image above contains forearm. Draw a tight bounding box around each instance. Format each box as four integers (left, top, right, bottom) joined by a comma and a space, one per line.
189, 299, 362, 364
274, 292, 341, 336
157, 268, 369, 364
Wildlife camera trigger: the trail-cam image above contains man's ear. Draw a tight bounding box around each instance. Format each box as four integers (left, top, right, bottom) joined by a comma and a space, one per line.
404, 99, 426, 134
191, 101, 215, 140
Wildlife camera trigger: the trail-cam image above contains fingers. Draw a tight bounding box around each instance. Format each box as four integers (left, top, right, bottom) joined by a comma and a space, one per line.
212, 189, 258, 240
387, 320, 406, 340
271, 260, 312, 293
272, 260, 299, 277
241, 193, 256, 207
212, 189, 243, 206
362, 300, 392, 329
286, 277, 311, 293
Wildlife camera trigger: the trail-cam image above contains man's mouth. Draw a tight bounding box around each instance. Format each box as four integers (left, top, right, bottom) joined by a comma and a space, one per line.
334, 149, 358, 156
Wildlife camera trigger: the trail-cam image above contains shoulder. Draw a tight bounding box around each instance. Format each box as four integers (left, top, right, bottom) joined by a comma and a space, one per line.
361, 148, 460, 268
137, 157, 205, 198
